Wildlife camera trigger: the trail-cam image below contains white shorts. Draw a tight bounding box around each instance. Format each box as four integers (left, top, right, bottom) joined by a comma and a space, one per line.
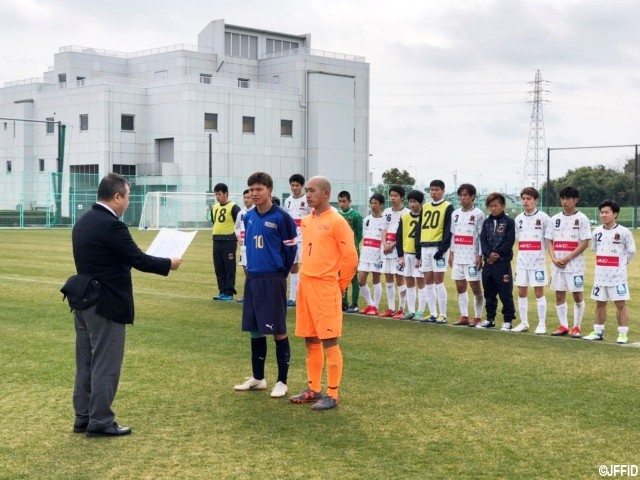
591, 283, 630, 301
550, 271, 585, 292
239, 245, 247, 267
515, 267, 548, 287
382, 257, 401, 275
419, 246, 448, 273
451, 263, 481, 282
401, 254, 422, 278
358, 259, 384, 274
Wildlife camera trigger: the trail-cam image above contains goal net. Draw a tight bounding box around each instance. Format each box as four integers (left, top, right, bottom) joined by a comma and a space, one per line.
138, 191, 243, 230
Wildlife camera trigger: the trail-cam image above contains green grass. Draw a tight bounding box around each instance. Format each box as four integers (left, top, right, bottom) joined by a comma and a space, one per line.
1, 229, 639, 479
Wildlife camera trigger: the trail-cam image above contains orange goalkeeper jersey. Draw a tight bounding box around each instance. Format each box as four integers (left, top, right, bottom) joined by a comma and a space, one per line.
300, 208, 358, 291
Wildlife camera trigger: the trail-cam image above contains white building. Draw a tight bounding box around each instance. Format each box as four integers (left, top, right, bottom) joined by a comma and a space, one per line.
0, 19, 370, 225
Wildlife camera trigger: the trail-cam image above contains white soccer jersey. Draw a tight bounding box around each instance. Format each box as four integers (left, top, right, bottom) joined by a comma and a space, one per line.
360, 214, 386, 263
234, 206, 254, 246
592, 224, 636, 286
284, 195, 311, 243
382, 206, 409, 259
450, 206, 485, 265
515, 209, 551, 270
545, 211, 591, 273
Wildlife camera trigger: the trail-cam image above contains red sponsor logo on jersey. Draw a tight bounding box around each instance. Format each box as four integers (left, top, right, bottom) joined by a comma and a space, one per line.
363, 238, 382, 248
518, 241, 541, 251
596, 255, 620, 267
454, 235, 474, 245
553, 241, 579, 251
386, 233, 397, 242
294, 218, 302, 226
240, 232, 245, 240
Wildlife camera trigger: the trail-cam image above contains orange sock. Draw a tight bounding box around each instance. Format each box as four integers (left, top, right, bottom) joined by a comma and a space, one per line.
324, 344, 343, 400
305, 342, 324, 393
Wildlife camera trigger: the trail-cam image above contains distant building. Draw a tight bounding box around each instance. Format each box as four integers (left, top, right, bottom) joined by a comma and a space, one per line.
0, 19, 370, 220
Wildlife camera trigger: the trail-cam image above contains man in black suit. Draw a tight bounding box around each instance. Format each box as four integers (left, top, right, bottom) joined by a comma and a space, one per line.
70, 173, 181, 437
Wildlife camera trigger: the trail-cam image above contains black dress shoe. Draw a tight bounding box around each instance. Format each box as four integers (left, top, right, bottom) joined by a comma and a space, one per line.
86, 422, 132, 437
73, 423, 88, 433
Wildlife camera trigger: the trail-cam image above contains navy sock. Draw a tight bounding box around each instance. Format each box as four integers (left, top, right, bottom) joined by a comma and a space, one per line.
251, 337, 267, 380
275, 337, 290, 384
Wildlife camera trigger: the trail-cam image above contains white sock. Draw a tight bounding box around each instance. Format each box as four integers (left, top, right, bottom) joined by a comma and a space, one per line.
474, 293, 484, 320
458, 291, 469, 317
398, 284, 407, 310
518, 297, 529, 325
573, 301, 585, 327
556, 303, 568, 328
425, 284, 437, 316
373, 283, 382, 308
360, 284, 372, 306
536, 296, 547, 326
418, 286, 427, 312
289, 273, 299, 301
435, 282, 447, 317
385, 282, 395, 311
618, 326, 628, 334
406, 286, 416, 313
594, 324, 605, 334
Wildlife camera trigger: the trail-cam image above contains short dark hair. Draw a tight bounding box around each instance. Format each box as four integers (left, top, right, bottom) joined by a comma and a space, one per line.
243, 189, 249, 195
338, 191, 351, 201
599, 199, 620, 214
272, 196, 281, 206
407, 190, 424, 204
389, 185, 406, 198
485, 192, 506, 207
370, 193, 385, 205
520, 187, 539, 199
289, 173, 305, 185
430, 179, 445, 189
98, 173, 129, 201
559, 186, 579, 199
457, 183, 476, 197
214, 183, 228, 194
247, 172, 273, 189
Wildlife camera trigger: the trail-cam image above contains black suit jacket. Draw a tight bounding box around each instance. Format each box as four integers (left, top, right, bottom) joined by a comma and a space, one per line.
72, 203, 171, 324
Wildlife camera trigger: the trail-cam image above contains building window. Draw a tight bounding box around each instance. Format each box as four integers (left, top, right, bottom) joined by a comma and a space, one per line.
70, 164, 100, 188
273, 75, 280, 85
58, 73, 67, 88
6, 160, 11, 173
79, 114, 88, 131
204, 113, 218, 131
113, 164, 136, 176
121, 114, 134, 131
46, 117, 54, 135
238, 78, 249, 88
224, 32, 258, 59
281, 120, 293, 137
200, 74, 212, 84
266, 39, 299, 54
76, 76, 85, 86
242, 116, 255, 134
39, 159, 45, 172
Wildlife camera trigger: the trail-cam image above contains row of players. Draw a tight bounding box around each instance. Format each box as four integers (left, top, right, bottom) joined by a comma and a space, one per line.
223, 175, 635, 345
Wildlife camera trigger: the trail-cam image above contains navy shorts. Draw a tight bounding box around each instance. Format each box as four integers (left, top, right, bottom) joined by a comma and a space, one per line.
241, 272, 288, 335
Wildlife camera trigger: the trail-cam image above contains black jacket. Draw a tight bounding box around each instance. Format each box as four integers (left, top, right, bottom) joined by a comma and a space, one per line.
480, 212, 515, 265
71, 204, 171, 324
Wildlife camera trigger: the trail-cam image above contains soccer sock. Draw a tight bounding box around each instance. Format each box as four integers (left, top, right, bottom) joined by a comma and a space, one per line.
275, 337, 291, 384
418, 286, 427, 312
458, 291, 469, 317
360, 284, 373, 306
474, 293, 484, 319
398, 284, 407, 310
406, 286, 416, 313
618, 326, 628, 334
573, 301, 585, 328
594, 324, 605, 335
556, 303, 569, 328
324, 344, 343, 400
251, 336, 267, 381
536, 297, 547, 326
435, 282, 447, 316
385, 282, 396, 311
289, 273, 299, 301
373, 283, 383, 308
305, 342, 324, 393
351, 279, 360, 306
518, 297, 529, 325
425, 284, 437, 316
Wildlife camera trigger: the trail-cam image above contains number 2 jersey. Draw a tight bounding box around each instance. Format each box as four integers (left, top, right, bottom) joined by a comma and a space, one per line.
514, 209, 551, 270
450, 206, 485, 265
545, 211, 591, 273
592, 223, 636, 286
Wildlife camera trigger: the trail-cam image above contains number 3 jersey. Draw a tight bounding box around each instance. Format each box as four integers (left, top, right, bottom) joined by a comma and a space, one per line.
545, 211, 591, 273
360, 214, 386, 263
592, 224, 636, 286
514, 209, 551, 270
450, 206, 485, 264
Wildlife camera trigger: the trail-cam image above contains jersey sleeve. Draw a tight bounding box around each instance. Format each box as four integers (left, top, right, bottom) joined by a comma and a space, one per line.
336, 218, 358, 291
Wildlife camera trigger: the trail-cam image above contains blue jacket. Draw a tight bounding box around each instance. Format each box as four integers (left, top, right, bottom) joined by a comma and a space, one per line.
480, 212, 515, 265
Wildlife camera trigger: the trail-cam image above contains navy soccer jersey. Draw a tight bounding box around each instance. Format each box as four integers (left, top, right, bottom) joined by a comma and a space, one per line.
243, 204, 298, 274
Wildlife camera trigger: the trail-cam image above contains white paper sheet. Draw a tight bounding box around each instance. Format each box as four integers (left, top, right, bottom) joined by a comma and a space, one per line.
145, 228, 197, 258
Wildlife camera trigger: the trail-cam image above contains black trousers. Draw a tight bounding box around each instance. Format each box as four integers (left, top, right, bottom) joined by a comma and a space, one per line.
482, 262, 515, 321
213, 239, 237, 295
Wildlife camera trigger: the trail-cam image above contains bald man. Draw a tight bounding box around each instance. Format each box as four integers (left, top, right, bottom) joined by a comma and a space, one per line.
289, 176, 358, 410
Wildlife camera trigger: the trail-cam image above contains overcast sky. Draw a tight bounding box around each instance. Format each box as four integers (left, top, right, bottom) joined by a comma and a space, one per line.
2, 0, 639, 194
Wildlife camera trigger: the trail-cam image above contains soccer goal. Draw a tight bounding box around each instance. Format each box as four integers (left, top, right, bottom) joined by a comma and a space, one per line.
138, 191, 243, 230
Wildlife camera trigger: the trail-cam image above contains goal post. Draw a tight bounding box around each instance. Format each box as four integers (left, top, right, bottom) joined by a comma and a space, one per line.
138, 191, 244, 230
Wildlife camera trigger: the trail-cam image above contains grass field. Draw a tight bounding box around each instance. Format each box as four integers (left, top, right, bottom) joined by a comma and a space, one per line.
1, 229, 639, 479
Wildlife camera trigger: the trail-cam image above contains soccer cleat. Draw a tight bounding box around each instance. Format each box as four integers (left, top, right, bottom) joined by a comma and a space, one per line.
219, 294, 233, 302
476, 319, 495, 329
470, 318, 482, 327
392, 309, 405, 319
236, 298, 244, 303
617, 332, 628, 344
454, 316, 470, 326
378, 309, 395, 318
270, 381, 288, 398
501, 322, 512, 332
583, 331, 604, 341
551, 326, 569, 336
413, 311, 426, 321
570, 326, 582, 338
512, 323, 529, 333
360, 305, 373, 315
311, 395, 338, 411
345, 304, 360, 314
402, 311, 416, 320
234, 376, 267, 391
212, 294, 224, 301
287, 299, 296, 307
425, 314, 438, 323
289, 389, 324, 404
535, 325, 546, 335
365, 306, 380, 316
342, 304, 348, 311
435, 315, 448, 325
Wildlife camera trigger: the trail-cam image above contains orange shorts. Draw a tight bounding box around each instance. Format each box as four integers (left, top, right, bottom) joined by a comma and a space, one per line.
295, 273, 343, 339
